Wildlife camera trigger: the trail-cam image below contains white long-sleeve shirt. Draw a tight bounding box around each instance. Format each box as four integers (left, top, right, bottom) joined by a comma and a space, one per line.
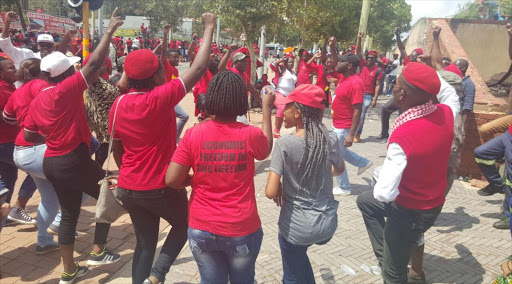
373, 73, 460, 202
0, 37, 41, 69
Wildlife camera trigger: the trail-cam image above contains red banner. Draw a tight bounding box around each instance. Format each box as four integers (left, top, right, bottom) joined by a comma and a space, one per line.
27, 13, 76, 34
0, 12, 23, 30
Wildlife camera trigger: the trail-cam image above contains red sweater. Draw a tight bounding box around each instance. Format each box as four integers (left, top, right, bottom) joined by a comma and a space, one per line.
388, 104, 454, 210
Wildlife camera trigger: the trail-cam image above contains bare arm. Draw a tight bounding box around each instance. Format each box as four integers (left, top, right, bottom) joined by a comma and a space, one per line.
329, 36, 338, 69
165, 162, 192, 188
112, 139, 124, 168
395, 27, 407, 63
307, 53, 321, 65
160, 24, 171, 64
260, 86, 275, 157
332, 160, 345, 176
356, 32, 364, 60
431, 26, 443, 71
345, 103, 362, 147
188, 40, 197, 62
58, 29, 77, 54
1, 12, 15, 39
82, 8, 123, 84
180, 13, 217, 92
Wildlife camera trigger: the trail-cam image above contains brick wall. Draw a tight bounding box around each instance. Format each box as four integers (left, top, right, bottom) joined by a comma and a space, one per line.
421, 19, 510, 180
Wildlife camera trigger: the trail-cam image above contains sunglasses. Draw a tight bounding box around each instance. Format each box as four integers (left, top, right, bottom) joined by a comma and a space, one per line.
366, 56, 376, 60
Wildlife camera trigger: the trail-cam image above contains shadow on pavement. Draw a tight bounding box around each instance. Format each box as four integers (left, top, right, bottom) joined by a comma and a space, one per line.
320, 267, 336, 284
434, 206, 480, 233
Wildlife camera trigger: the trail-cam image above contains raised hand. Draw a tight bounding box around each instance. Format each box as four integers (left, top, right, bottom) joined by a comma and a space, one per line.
394, 27, 401, 34
432, 25, 442, 39
202, 12, 217, 29
358, 32, 365, 38
5, 11, 18, 22
328, 36, 337, 46
229, 43, 238, 52
107, 7, 124, 34
65, 28, 78, 39
261, 86, 276, 107
162, 24, 171, 34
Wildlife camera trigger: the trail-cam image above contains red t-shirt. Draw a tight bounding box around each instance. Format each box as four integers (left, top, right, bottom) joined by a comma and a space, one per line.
24, 72, 91, 157
403, 56, 410, 66
313, 64, 328, 90
297, 61, 316, 85
109, 78, 187, 190
0, 79, 19, 144
163, 60, 179, 82
228, 67, 250, 87
126, 39, 133, 47
332, 75, 364, 129
3, 79, 48, 147
172, 120, 268, 237
359, 59, 383, 95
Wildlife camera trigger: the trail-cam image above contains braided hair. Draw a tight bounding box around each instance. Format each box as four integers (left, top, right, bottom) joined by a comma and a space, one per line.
205, 71, 248, 117
295, 102, 331, 194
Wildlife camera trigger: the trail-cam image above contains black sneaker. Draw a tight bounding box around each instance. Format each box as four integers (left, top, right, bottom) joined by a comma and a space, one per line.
87, 248, 120, 266
376, 133, 389, 140
7, 206, 37, 225
477, 184, 505, 196
493, 216, 510, 230
59, 263, 88, 284
47, 224, 86, 239
36, 241, 60, 255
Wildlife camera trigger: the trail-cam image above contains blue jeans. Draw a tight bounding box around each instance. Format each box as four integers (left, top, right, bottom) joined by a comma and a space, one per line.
188, 227, 263, 283
175, 105, 189, 143
385, 75, 397, 94
332, 127, 369, 190
14, 145, 60, 246
0, 142, 37, 232
278, 234, 331, 284
356, 94, 373, 135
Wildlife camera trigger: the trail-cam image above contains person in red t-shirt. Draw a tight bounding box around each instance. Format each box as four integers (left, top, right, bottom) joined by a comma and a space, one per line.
296, 50, 316, 85
395, 27, 424, 66
354, 32, 383, 142
126, 38, 133, 53
110, 14, 217, 284
166, 71, 274, 283
4, 58, 62, 253
307, 37, 337, 107
161, 24, 190, 143
0, 56, 39, 230
23, 11, 124, 282
331, 53, 373, 196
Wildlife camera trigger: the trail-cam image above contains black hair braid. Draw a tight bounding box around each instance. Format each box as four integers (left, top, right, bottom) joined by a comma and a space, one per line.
205, 70, 248, 117
295, 102, 331, 195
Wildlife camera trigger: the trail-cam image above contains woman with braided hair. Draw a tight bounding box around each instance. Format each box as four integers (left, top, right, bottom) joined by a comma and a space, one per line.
265, 84, 344, 283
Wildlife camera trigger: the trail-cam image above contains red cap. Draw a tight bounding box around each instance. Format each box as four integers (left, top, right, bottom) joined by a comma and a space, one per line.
444, 64, 463, 78
401, 62, 440, 96
285, 53, 295, 59
351, 45, 356, 50
413, 48, 424, 55
125, 49, 159, 80
302, 50, 310, 56
281, 84, 326, 110
367, 50, 378, 57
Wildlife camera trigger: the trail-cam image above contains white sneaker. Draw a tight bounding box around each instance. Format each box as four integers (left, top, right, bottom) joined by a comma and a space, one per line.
357, 160, 373, 175
370, 265, 382, 275
333, 187, 351, 196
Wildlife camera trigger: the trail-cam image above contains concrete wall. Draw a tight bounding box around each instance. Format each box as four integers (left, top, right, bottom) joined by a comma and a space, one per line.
451, 19, 509, 82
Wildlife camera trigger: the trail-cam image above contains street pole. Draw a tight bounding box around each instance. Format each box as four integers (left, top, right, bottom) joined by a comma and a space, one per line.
258, 25, 265, 78
358, 0, 371, 51
216, 18, 220, 43
98, 6, 104, 38
82, 1, 90, 58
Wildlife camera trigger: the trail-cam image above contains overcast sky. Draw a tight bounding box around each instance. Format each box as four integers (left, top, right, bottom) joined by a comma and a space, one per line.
406, 0, 474, 24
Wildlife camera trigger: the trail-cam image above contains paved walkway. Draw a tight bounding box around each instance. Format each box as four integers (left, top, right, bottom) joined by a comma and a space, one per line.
1, 88, 510, 283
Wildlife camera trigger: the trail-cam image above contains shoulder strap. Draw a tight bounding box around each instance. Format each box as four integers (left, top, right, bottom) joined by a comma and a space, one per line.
104, 95, 125, 177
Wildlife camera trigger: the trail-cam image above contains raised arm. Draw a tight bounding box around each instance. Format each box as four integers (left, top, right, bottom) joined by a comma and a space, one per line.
307, 52, 321, 65
1, 12, 15, 40
180, 13, 217, 92
188, 36, 198, 62
58, 29, 77, 54
431, 26, 443, 71
329, 36, 338, 68
0, 11, 36, 65
260, 86, 275, 156
321, 38, 328, 63
356, 32, 364, 60
395, 27, 407, 64
81, 8, 123, 84
160, 24, 171, 64
218, 44, 238, 72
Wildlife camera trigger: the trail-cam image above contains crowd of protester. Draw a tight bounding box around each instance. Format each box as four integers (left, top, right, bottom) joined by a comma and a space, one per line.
0, 6, 511, 284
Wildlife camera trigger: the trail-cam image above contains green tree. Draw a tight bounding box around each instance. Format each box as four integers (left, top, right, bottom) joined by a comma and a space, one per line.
367, 0, 411, 50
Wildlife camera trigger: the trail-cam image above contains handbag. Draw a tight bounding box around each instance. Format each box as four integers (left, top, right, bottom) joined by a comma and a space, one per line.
95, 95, 127, 223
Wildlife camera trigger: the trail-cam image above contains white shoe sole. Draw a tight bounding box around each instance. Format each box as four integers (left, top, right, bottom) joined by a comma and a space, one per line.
357, 160, 373, 176
7, 216, 37, 225
87, 257, 120, 266
59, 269, 88, 284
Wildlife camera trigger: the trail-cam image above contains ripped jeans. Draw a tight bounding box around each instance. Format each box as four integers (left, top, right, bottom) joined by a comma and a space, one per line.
188, 227, 263, 283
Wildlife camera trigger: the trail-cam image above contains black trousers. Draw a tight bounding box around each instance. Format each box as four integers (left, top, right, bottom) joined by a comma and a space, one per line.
117, 187, 188, 283
43, 143, 109, 245
380, 98, 400, 136
357, 191, 442, 284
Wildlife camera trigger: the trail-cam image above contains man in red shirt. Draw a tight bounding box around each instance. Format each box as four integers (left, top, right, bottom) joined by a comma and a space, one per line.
357, 63, 453, 283
219, 46, 259, 106
331, 53, 373, 196
354, 32, 383, 143
126, 38, 133, 53
395, 27, 423, 66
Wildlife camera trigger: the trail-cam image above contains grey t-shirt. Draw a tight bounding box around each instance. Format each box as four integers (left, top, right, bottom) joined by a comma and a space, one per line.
270, 131, 343, 246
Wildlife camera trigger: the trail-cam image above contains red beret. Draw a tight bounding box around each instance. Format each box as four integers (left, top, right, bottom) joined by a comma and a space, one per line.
368, 50, 378, 57
413, 48, 424, 55
444, 64, 463, 79
125, 49, 159, 80
401, 62, 440, 96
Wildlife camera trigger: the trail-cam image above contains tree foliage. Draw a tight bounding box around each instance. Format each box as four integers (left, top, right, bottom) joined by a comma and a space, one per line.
367, 0, 411, 50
